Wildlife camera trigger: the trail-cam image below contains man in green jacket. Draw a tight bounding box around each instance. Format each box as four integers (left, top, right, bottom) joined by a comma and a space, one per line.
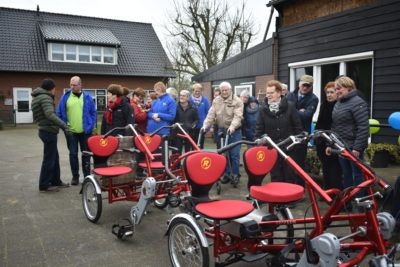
31, 79, 71, 192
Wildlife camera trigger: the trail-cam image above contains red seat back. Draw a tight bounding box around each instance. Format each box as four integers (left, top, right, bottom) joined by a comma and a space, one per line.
134, 134, 162, 154
184, 152, 227, 185
243, 146, 278, 177
87, 135, 119, 157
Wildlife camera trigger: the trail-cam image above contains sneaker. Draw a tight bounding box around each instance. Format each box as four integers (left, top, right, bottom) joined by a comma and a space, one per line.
40, 186, 59, 192
231, 175, 240, 188
220, 175, 230, 184
71, 177, 79, 186
55, 182, 70, 188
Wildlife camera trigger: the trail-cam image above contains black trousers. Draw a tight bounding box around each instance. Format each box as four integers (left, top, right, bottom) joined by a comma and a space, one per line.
316, 143, 343, 190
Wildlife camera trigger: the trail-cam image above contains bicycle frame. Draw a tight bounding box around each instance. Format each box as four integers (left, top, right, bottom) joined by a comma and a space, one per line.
168, 130, 399, 266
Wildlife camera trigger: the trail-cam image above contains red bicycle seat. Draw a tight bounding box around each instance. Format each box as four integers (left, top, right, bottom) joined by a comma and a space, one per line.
195, 200, 254, 220
250, 182, 304, 203
243, 146, 278, 176
93, 166, 132, 177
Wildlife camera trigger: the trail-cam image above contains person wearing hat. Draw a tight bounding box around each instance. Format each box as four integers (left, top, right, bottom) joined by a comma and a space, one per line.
286, 74, 319, 186
31, 79, 71, 192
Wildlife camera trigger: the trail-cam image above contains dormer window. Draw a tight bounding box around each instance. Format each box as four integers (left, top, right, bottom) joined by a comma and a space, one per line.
48, 43, 117, 64
40, 22, 120, 65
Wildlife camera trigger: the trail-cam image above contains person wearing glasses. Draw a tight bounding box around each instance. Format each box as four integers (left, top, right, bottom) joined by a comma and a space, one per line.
253, 80, 302, 188
286, 75, 319, 186
57, 76, 96, 186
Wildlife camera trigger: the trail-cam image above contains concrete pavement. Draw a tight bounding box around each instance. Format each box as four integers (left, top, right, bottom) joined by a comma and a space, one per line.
0, 125, 399, 267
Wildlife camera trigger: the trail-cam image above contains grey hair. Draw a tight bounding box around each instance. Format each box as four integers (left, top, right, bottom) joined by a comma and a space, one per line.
219, 81, 232, 90
180, 89, 190, 97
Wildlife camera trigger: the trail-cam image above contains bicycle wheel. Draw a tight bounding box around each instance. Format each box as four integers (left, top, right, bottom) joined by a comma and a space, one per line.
82, 179, 102, 223
168, 218, 209, 267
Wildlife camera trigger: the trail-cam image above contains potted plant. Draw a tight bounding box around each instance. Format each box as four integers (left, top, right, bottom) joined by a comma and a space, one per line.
305, 148, 322, 179
365, 143, 400, 168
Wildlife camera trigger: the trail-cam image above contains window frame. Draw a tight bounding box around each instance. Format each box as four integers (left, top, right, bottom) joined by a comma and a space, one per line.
48, 43, 117, 65
288, 51, 374, 120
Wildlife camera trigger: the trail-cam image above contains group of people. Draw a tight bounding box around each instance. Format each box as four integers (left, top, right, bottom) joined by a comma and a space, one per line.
32, 73, 369, 199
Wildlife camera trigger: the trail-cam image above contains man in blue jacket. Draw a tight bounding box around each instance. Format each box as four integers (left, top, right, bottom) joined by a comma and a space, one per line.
146, 81, 176, 136
189, 83, 210, 148
57, 76, 97, 185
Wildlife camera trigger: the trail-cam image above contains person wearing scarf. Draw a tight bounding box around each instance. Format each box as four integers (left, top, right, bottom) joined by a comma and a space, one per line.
101, 84, 134, 136
251, 80, 302, 190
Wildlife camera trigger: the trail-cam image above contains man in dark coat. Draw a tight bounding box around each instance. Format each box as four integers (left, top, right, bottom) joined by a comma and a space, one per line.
286, 75, 319, 186
32, 79, 71, 192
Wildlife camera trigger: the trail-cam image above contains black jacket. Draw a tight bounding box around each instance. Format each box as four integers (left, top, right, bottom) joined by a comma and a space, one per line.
331, 90, 369, 152
174, 103, 199, 132
286, 89, 319, 132
101, 97, 134, 136
255, 97, 303, 142
315, 100, 336, 130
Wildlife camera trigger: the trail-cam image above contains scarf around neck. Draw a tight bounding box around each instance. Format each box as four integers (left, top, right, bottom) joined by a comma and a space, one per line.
191, 95, 202, 106
104, 96, 123, 124
268, 98, 281, 113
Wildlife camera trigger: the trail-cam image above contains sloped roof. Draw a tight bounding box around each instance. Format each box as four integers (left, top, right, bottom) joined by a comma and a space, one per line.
0, 7, 175, 78
40, 22, 121, 46
192, 38, 275, 82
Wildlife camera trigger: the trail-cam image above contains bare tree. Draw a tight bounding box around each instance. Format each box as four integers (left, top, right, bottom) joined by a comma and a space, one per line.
166, 0, 256, 76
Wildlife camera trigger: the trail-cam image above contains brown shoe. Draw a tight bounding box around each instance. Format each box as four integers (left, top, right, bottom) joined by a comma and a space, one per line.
40, 186, 60, 192
71, 177, 79, 186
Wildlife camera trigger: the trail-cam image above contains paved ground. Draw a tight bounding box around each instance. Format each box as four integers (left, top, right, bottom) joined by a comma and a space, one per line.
0, 125, 399, 267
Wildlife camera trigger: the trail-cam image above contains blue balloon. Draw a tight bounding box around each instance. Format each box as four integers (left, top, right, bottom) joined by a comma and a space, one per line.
388, 112, 400, 130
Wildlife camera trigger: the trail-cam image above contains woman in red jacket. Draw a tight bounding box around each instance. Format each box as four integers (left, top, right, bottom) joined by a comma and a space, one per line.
130, 87, 148, 133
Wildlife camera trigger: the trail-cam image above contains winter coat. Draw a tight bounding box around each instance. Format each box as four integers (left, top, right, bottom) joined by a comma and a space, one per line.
242, 98, 259, 141
315, 100, 336, 130
255, 97, 302, 142
331, 90, 369, 152
146, 93, 176, 135
174, 103, 199, 133
31, 87, 68, 134
189, 96, 210, 129
286, 89, 319, 132
130, 98, 148, 133
203, 94, 243, 130
56, 90, 97, 134
101, 97, 134, 136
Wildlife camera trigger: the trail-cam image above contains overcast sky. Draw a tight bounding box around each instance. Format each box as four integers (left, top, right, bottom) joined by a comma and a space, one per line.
0, 0, 276, 48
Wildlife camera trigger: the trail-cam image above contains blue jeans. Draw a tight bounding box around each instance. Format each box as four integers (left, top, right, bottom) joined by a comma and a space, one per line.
224, 129, 241, 176
38, 130, 62, 189
338, 154, 364, 190
65, 132, 91, 178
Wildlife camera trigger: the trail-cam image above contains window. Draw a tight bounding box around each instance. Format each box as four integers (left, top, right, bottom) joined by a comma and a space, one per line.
289, 52, 374, 119
65, 44, 76, 61
78, 45, 90, 62
48, 43, 117, 64
51, 43, 64, 61
234, 85, 253, 97
91, 46, 102, 63
103, 47, 115, 64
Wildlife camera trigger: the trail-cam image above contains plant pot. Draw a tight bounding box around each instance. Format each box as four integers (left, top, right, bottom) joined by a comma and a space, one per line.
371, 150, 390, 168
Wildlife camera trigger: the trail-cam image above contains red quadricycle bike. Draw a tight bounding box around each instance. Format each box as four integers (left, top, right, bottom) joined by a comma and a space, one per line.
166, 130, 400, 266
81, 123, 199, 239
